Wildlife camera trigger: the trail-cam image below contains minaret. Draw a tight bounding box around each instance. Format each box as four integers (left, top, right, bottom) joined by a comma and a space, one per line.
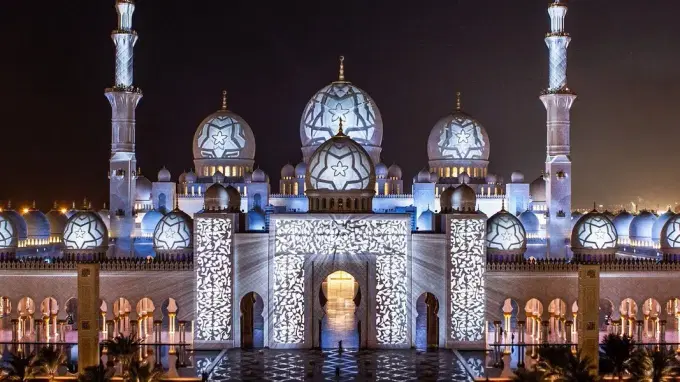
539, 0, 576, 258
105, 0, 142, 252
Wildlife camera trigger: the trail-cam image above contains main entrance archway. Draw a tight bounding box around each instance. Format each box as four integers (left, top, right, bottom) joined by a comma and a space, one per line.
240, 292, 264, 348
319, 271, 360, 349
415, 292, 439, 350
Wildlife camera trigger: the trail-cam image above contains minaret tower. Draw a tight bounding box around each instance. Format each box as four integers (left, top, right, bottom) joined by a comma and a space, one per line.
105, 0, 142, 253
540, 0, 576, 258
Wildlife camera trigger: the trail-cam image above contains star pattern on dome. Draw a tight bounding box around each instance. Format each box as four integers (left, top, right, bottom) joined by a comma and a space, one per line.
211, 130, 228, 147
63, 213, 107, 250
153, 213, 192, 251
455, 129, 471, 144
331, 160, 349, 177
576, 215, 617, 250
0, 217, 16, 248
432, 115, 488, 160
301, 83, 381, 147
486, 213, 526, 251
663, 217, 680, 248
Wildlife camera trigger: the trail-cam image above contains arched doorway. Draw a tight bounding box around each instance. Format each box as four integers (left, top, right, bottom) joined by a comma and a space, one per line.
240, 292, 264, 348
319, 270, 360, 349
415, 292, 439, 349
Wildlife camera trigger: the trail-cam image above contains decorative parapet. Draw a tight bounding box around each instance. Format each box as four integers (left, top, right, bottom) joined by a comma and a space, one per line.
0, 258, 193, 271
487, 259, 680, 273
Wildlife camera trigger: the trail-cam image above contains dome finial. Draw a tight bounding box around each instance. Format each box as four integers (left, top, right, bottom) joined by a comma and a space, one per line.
593, 201, 597, 212
338, 55, 345, 81
53, 201, 58, 209
337, 118, 345, 135
32, 200, 36, 209
501, 198, 505, 211
455, 91, 462, 111
221, 90, 228, 110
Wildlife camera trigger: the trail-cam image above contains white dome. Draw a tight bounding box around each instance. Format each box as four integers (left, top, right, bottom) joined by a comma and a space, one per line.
0, 213, 17, 251
511, 171, 525, 183
486, 210, 527, 254
452, 184, 476, 212
281, 164, 295, 178
530, 175, 546, 203
571, 212, 617, 250
485, 174, 497, 184
427, 104, 490, 162
46, 209, 67, 237
661, 215, 680, 250
204, 183, 228, 211
294, 162, 307, 177
416, 168, 431, 183
158, 167, 171, 182
387, 164, 402, 180
301, 80, 382, 155
141, 210, 164, 236
306, 129, 375, 191
136, 175, 152, 202
178, 171, 187, 183
185, 170, 197, 183
252, 168, 267, 183
375, 163, 388, 179
1, 210, 27, 241
652, 209, 675, 241
153, 210, 193, 252
519, 210, 540, 234
63, 211, 108, 251
612, 211, 634, 238
629, 211, 656, 241
192, 96, 256, 162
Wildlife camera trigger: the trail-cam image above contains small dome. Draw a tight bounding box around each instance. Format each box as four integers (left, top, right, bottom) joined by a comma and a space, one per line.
629, 211, 656, 241
225, 185, 241, 212
486, 210, 527, 254
1, 210, 27, 241
63, 211, 108, 251
193, 96, 256, 162
158, 167, 171, 182
571, 211, 618, 251
458, 172, 470, 185
281, 164, 295, 179
178, 171, 187, 183
530, 175, 546, 203
440, 186, 455, 212
243, 171, 253, 183
185, 170, 197, 183
660, 215, 680, 252
252, 168, 267, 183
46, 208, 67, 237
0, 213, 17, 251
652, 209, 675, 242
429, 172, 439, 183
452, 184, 476, 212
136, 175, 152, 201
375, 163, 388, 179
295, 162, 307, 177
306, 128, 375, 191
141, 210, 164, 236
612, 210, 634, 238
485, 174, 497, 184
387, 164, 402, 180
153, 210, 193, 252
510, 171, 525, 183
204, 183, 228, 211
212, 170, 225, 184
416, 168, 432, 183
519, 210, 540, 234
22, 208, 50, 240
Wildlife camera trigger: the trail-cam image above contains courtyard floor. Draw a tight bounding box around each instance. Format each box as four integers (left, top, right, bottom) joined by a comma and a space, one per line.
206, 349, 475, 381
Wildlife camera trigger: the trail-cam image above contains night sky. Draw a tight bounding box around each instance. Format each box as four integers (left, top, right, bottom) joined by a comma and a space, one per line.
2, 0, 680, 211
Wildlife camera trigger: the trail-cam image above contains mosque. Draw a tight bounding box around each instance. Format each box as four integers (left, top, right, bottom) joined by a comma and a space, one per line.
2, 0, 680, 353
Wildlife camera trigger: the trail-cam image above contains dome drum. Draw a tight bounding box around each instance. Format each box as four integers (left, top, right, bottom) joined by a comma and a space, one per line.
194, 158, 253, 179
306, 189, 375, 213
428, 159, 489, 181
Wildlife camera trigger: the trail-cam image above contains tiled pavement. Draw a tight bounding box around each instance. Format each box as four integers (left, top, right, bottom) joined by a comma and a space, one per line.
207, 349, 474, 381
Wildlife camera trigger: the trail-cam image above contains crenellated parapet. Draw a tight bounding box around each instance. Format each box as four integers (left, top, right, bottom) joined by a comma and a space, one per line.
0, 257, 193, 271
487, 258, 680, 273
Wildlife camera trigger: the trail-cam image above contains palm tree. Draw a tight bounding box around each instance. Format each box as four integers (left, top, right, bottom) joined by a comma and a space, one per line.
77, 362, 115, 382
129, 360, 162, 382
537, 346, 599, 382
0, 352, 36, 381
511, 367, 545, 382
629, 347, 680, 382
31, 347, 66, 382
599, 333, 635, 380
102, 333, 142, 382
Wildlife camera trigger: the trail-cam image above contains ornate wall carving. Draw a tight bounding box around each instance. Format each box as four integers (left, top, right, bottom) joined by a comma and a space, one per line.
449, 217, 486, 343
195, 217, 233, 341
273, 217, 408, 345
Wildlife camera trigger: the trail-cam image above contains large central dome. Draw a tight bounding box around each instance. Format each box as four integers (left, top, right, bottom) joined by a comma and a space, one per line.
300, 57, 382, 163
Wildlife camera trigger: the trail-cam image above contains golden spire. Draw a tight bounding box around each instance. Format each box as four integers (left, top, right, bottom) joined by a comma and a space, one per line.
455, 91, 462, 111
338, 55, 345, 82
32, 200, 36, 209
337, 118, 345, 135
53, 201, 58, 209
221, 90, 228, 110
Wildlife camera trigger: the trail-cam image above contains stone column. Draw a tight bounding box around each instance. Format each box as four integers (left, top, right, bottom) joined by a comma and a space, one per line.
565, 320, 572, 344
35, 320, 42, 343
11, 319, 18, 342
493, 321, 502, 345
106, 320, 115, 340
660, 320, 667, 344
130, 319, 138, 338
178, 321, 186, 344
636, 320, 643, 343
577, 264, 599, 372
58, 320, 66, 342
77, 263, 101, 370
154, 320, 162, 343
517, 321, 526, 345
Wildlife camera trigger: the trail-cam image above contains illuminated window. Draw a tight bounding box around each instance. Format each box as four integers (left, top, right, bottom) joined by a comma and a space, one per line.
459, 167, 464, 176
293, 182, 298, 195
210, 166, 216, 176
218, 166, 224, 174
439, 168, 443, 177
452, 167, 458, 177
445, 168, 451, 178
239, 167, 243, 176
225, 166, 231, 177
384, 183, 389, 195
